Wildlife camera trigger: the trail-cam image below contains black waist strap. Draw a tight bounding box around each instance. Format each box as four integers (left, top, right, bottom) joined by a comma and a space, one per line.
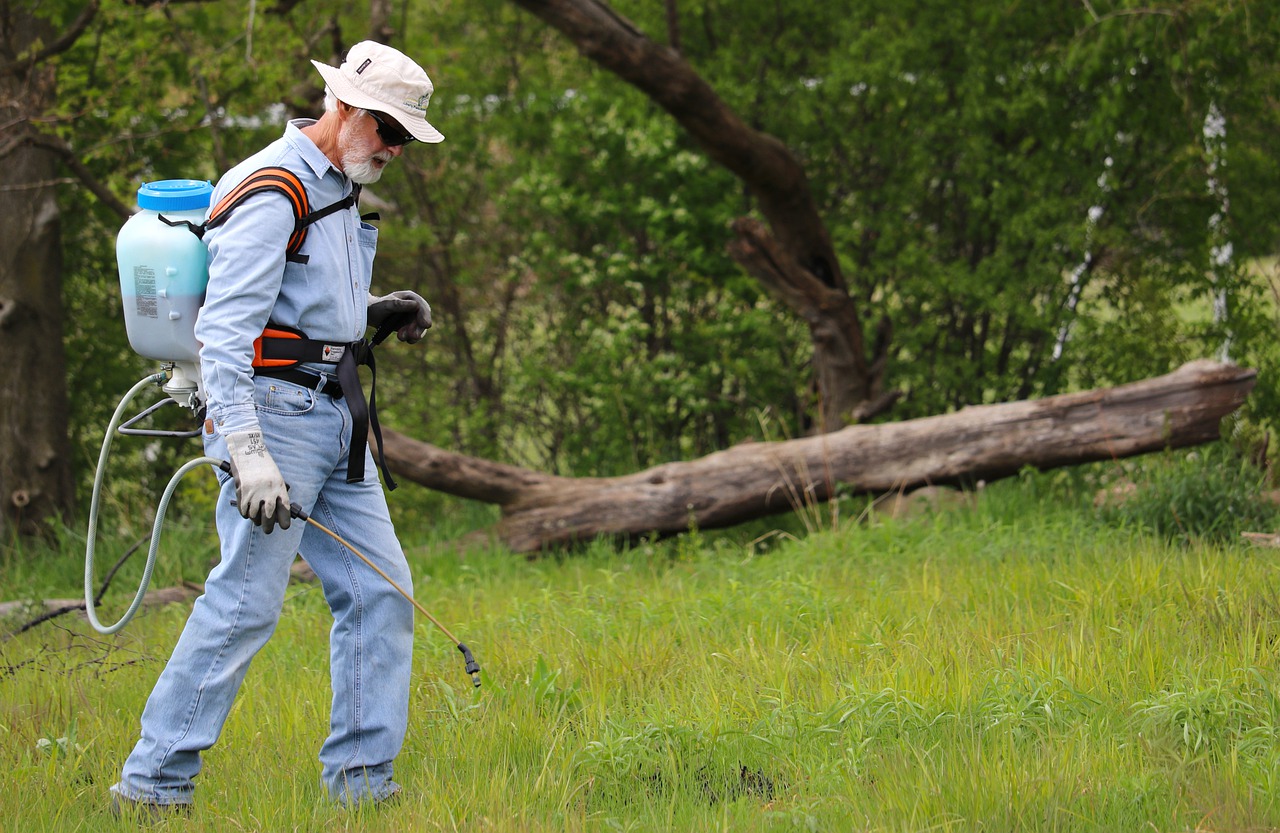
256, 367, 344, 399
253, 323, 400, 490
335, 341, 395, 490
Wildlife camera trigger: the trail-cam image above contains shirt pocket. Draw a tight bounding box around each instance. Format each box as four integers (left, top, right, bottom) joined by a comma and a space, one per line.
356, 222, 379, 295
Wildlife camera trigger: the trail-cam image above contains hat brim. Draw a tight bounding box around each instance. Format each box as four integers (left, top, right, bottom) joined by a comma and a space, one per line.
312, 59, 445, 144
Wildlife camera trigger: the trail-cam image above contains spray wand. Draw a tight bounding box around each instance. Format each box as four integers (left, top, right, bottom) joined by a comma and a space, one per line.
285, 500, 482, 688
214, 455, 480, 687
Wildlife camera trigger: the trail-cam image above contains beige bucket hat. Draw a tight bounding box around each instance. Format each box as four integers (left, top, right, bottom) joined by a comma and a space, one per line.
311, 41, 445, 144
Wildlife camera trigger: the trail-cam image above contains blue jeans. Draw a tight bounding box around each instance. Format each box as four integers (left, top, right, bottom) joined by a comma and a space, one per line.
112, 374, 414, 806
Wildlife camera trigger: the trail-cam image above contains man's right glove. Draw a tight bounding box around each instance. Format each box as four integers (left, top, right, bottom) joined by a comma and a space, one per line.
224, 430, 291, 534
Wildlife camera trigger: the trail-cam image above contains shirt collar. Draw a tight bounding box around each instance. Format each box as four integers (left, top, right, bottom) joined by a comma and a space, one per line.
284, 118, 342, 181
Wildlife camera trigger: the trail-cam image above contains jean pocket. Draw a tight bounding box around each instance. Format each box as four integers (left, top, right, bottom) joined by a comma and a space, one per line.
258, 379, 317, 416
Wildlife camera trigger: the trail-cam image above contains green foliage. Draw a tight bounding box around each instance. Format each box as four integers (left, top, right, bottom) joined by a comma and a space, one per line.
29, 0, 1280, 524
1134, 671, 1280, 764
492, 97, 808, 472
1097, 444, 1280, 544
371, 52, 812, 473
372, 0, 1280, 470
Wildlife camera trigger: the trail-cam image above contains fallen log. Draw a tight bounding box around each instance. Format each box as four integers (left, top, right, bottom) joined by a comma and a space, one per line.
0, 583, 203, 635
383, 360, 1256, 553
1242, 532, 1280, 548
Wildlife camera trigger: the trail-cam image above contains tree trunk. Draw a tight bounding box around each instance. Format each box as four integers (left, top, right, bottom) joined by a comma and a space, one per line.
507, 0, 885, 430
0, 10, 75, 537
369, 0, 396, 45
381, 360, 1255, 553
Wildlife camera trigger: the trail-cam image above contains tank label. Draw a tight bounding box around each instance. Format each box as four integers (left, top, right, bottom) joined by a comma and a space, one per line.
133, 265, 158, 318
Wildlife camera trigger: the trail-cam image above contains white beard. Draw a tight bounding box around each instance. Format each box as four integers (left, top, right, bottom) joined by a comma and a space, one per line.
343, 154, 385, 184
339, 117, 391, 184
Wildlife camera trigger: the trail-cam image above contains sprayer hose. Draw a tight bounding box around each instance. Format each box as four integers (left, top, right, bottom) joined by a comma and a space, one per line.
82, 374, 481, 686
84, 372, 218, 635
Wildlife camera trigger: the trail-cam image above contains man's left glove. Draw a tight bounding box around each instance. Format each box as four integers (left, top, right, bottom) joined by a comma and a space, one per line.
224, 430, 292, 534
367, 290, 432, 344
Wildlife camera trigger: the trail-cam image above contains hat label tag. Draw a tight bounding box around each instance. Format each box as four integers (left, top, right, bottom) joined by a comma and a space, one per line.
356, 58, 372, 74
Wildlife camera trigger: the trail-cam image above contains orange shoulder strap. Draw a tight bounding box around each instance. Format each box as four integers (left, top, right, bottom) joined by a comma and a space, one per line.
204, 167, 312, 259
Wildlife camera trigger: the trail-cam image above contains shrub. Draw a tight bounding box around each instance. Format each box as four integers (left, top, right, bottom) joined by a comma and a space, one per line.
1096, 443, 1280, 545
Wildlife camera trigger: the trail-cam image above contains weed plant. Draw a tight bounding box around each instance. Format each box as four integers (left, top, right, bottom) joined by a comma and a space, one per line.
4, 459, 1280, 830
1095, 443, 1280, 545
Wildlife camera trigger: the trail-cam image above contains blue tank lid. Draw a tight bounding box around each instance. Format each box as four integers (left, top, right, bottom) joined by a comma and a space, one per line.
136, 179, 214, 212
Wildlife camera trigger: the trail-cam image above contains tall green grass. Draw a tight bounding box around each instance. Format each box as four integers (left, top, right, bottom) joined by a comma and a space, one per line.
4, 460, 1280, 831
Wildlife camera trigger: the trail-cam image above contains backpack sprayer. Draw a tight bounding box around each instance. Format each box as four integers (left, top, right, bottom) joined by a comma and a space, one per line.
85, 179, 480, 688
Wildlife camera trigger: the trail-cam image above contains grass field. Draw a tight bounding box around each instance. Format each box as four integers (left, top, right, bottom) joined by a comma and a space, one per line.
4, 462, 1280, 831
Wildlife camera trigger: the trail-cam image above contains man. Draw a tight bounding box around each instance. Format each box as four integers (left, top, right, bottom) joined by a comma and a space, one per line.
111, 40, 441, 812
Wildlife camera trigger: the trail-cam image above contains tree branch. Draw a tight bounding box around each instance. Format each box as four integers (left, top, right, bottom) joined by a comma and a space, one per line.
381, 431, 562, 505
4, 533, 149, 636
507, 0, 844, 292
728, 217, 876, 428
0, 0, 101, 78
20, 128, 132, 220
507, 0, 879, 428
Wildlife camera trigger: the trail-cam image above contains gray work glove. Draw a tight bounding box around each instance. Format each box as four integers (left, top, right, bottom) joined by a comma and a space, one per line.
367, 290, 432, 344
224, 430, 291, 534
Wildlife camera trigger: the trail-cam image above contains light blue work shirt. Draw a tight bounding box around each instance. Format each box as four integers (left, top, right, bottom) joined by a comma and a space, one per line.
195, 119, 377, 436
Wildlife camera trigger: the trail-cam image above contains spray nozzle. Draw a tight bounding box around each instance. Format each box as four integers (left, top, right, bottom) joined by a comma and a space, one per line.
458, 643, 482, 688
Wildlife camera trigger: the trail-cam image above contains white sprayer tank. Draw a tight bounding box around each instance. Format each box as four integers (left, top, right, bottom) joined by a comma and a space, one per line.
116, 180, 213, 363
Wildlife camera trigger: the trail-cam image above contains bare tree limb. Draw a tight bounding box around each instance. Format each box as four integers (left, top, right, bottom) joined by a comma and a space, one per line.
728, 217, 888, 426
369, 0, 396, 45
509, 0, 841, 287
507, 0, 880, 430
0, 586, 201, 634
3, 533, 148, 636
19, 128, 132, 220
381, 432, 561, 505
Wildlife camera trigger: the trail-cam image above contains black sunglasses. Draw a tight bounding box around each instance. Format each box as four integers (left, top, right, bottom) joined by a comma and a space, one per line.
368, 110, 416, 147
